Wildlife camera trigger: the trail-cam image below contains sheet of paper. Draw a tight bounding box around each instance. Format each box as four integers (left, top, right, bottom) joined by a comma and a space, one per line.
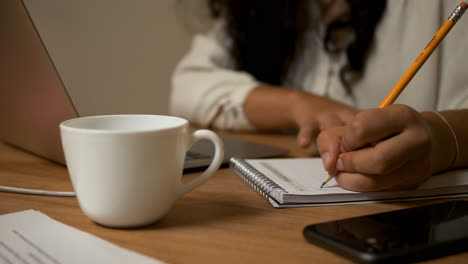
0, 210, 165, 264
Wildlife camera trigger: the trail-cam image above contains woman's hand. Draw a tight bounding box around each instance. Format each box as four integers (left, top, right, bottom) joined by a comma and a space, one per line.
290, 91, 358, 151
316, 104, 438, 191
243, 86, 358, 155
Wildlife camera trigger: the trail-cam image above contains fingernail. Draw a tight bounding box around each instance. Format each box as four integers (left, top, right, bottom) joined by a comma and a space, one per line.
298, 137, 309, 148
336, 158, 344, 171
321, 152, 329, 167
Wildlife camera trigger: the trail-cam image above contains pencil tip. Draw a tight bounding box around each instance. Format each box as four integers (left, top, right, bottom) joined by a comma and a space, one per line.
320, 182, 325, 188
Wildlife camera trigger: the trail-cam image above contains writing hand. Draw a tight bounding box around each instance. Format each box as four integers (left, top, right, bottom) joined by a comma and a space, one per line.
317, 104, 433, 191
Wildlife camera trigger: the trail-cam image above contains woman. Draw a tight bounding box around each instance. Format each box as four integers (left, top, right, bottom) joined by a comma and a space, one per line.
170, 0, 468, 191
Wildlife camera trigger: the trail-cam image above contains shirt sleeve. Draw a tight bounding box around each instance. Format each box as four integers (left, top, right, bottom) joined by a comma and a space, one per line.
169, 22, 259, 131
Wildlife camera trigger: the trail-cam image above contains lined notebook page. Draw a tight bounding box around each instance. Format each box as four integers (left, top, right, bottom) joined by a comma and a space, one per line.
245, 158, 468, 196
245, 158, 357, 195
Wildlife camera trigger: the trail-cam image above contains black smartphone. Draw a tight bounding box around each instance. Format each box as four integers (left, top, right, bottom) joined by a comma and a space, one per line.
303, 200, 468, 264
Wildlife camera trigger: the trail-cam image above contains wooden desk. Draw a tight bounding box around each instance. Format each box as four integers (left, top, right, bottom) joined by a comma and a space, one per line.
1, 132, 467, 264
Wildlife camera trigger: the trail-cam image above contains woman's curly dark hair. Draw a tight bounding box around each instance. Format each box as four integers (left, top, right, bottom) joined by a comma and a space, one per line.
208, 0, 386, 91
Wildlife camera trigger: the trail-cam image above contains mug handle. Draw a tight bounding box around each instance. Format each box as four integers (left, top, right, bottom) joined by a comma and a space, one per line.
176, 129, 224, 196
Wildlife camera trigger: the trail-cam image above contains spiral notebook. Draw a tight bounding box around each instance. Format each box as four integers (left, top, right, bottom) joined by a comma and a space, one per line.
229, 157, 468, 208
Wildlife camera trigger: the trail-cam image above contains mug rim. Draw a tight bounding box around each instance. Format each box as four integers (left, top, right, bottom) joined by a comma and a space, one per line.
60, 114, 188, 134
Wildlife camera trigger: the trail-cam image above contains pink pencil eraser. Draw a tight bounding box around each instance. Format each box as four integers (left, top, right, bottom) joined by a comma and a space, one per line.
460, 2, 468, 9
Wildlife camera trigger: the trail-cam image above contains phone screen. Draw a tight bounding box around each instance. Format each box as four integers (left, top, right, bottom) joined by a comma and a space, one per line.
303, 200, 468, 263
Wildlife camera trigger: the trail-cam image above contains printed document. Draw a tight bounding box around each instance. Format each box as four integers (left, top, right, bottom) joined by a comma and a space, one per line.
0, 210, 165, 264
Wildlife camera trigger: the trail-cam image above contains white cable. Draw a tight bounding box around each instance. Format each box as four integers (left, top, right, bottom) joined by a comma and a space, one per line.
0, 185, 76, 197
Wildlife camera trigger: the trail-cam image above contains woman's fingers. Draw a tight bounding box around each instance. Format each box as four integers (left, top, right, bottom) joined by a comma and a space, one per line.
340, 105, 415, 152
337, 105, 430, 174
334, 171, 392, 191
317, 126, 346, 172
335, 155, 431, 192
316, 104, 434, 191
297, 113, 346, 148
297, 121, 319, 148
338, 126, 431, 174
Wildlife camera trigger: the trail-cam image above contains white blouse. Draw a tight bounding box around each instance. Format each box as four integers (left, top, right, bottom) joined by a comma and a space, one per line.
170, 0, 468, 130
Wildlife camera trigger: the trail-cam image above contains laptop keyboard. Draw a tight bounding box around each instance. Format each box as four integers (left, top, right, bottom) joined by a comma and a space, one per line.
185, 151, 212, 160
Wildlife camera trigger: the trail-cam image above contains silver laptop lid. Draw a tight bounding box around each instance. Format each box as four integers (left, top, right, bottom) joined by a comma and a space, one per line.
0, 0, 77, 164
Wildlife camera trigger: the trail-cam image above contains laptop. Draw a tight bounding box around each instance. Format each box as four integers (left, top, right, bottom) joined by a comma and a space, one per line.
0, 0, 288, 169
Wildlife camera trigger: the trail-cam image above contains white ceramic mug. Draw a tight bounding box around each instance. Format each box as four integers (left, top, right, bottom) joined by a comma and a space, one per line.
60, 115, 224, 228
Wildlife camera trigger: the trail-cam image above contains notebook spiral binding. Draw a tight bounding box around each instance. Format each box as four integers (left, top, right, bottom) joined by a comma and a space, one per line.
230, 157, 284, 200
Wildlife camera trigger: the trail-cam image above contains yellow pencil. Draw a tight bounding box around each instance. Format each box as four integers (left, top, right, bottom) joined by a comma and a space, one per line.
320, 2, 467, 188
